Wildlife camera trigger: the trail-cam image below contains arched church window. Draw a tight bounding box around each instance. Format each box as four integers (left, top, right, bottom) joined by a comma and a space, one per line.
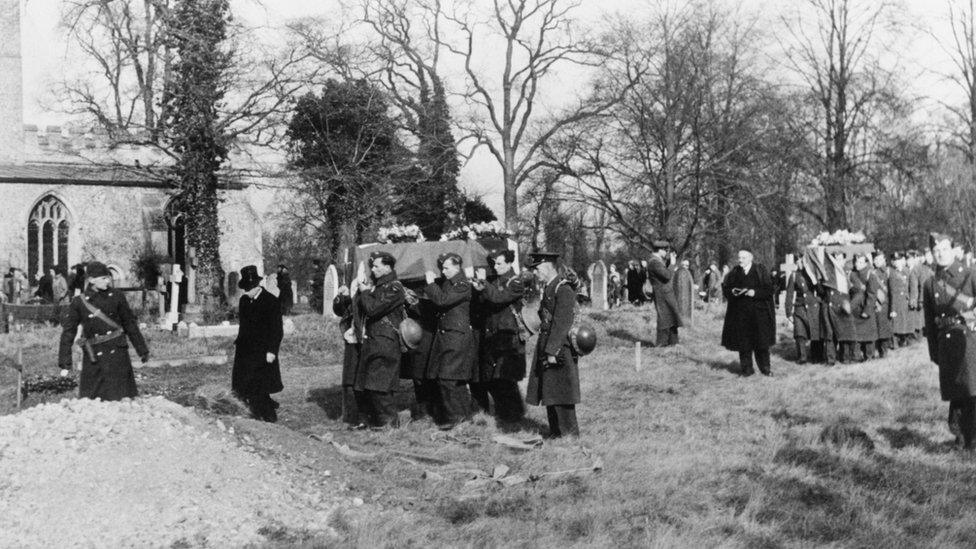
27, 195, 70, 282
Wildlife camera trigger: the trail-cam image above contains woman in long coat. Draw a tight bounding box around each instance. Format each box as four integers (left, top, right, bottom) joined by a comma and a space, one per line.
721, 250, 776, 376
849, 254, 880, 361
888, 252, 914, 347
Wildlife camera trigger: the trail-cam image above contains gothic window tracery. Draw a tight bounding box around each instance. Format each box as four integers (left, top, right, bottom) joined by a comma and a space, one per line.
27, 195, 70, 282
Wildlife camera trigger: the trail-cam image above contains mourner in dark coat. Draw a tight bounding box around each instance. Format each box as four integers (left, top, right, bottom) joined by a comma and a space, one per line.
526, 252, 581, 437
625, 260, 645, 305
232, 265, 284, 422
333, 287, 361, 424
785, 262, 822, 364
472, 249, 528, 423
872, 252, 893, 357
277, 264, 294, 315
354, 252, 407, 428
721, 250, 776, 376
58, 261, 149, 400
310, 259, 325, 314
848, 255, 880, 361
648, 241, 683, 346
424, 253, 476, 428
888, 253, 914, 346
923, 233, 976, 449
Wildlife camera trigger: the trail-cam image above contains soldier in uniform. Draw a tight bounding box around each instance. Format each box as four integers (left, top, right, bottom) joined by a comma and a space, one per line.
873, 251, 893, 358
471, 249, 528, 424
58, 261, 149, 400
922, 233, 976, 449
849, 253, 880, 361
526, 252, 581, 438
648, 240, 683, 346
354, 251, 407, 428
232, 265, 284, 422
424, 253, 476, 429
785, 258, 822, 364
888, 252, 914, 347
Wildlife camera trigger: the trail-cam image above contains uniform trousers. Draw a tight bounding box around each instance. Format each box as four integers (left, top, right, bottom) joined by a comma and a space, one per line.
435, 379, 472, 426
949, 398, 976, 449
412, 379, 438, 420
546, 405, 579, 438
470, 379, 525, 423
739, 348, 771, 376
656, 327, 679, 347
354, 389, 397, 427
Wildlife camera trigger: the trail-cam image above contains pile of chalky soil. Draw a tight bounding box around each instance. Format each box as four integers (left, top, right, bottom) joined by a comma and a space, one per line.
0, 397, 341, 547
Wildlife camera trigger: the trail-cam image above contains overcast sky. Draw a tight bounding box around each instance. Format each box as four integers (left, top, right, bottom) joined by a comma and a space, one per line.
16, 0, 967, 216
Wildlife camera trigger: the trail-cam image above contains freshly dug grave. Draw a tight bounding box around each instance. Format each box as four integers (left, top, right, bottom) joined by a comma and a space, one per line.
0, 396, 342, 548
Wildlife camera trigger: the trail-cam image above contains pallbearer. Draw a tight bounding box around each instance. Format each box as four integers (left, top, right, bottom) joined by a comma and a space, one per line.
873, 251, 893, 358
58, 261, 150, 400
850, 253, 880, 361
424, 253, 476, 429
888, 252, 914, 347
785, 257, 821, 364
923, 233, 976, 449
354, 251, 407, 428
472, 249, 528, 424
525, 251, 582, 438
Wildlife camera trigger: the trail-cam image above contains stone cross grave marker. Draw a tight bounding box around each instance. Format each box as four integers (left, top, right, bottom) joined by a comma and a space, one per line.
323, 264, 339, 317
589, 260, 609, 310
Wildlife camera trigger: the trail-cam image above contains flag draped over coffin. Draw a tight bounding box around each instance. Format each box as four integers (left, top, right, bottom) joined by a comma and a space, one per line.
802, 246, 850, 293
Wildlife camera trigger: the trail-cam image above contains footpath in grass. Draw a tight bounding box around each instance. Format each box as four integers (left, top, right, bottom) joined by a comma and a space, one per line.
4, 306, 976, 547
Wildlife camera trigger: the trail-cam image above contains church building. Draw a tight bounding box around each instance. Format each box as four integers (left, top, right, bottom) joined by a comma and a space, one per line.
0, 2, 274, 296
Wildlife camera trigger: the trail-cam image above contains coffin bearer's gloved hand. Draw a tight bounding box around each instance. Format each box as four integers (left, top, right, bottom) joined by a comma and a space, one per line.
545, 354, 560, 369
59, 368, 70, 378
266, 352, 276, 363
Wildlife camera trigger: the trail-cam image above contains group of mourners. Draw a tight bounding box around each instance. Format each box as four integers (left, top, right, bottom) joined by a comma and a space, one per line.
333, 249, 584, 438
784, 249, 935, 366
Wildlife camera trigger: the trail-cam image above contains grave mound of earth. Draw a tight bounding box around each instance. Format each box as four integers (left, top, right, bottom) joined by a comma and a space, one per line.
0, 397, 340, 547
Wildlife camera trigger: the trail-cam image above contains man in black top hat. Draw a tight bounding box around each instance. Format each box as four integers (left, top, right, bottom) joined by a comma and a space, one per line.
424, 252, 476, 429
232, 265, 284, 422
58, 261, 150, 400
354, 251, 407, 428
648, 240, 683, 346
525, 251, 581, 438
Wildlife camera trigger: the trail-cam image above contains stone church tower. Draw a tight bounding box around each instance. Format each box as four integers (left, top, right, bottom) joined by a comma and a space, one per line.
0, 0, 24, 164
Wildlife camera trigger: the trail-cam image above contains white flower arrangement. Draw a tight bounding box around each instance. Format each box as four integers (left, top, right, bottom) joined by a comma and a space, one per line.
811, 229, 867, 246
440, 221, 513, 241
377, 224, 426, 244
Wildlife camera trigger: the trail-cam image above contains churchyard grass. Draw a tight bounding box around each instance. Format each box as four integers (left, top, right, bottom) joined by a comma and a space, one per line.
4, 305, 976, 546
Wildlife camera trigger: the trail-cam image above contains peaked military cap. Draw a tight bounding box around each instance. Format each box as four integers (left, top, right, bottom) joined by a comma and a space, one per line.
526, 251, 560, 268
86, 261, 112, 279
437, 252, 463, 268
487, 249, 515, 263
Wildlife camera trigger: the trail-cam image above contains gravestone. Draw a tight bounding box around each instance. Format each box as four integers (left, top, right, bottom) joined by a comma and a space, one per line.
588, 260, 608, 310
323, 264, 339, 318
265, 272, 280, 297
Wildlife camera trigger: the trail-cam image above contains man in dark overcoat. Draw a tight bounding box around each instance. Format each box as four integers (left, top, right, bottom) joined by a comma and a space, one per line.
625, 260, 644, 305
849, 254, 880, 361
785, 259, 822, 364
333, 285, 361, 424
472, 249, 527, 423
721, 250, 776, 376
525, 252, 581, 437
424, 253, 476, 429
873, 252, 893, 357
354, 251, 407, 428
58, 261, 150, 400
888, 252, 914, 347
648, 240, 683, 346
232, 265, 284, 422
277, 264, 294, 315
923, 233, 976, 449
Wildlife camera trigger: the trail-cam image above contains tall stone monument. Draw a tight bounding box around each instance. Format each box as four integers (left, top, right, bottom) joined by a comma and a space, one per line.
588, 260, 609, 310
323, 265, 339, 318
0, 0, 24, 165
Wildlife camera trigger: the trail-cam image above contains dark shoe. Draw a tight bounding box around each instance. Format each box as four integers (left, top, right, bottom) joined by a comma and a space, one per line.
826, 360, 836, 367
741, 368, 755, 377
760, 370, 773, 377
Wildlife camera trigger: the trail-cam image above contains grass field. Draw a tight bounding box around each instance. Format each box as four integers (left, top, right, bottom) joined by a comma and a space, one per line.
3, 303, 976, 547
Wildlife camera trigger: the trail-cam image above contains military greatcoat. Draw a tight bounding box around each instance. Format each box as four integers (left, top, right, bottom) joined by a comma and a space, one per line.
850, 267, 880, 343
923, 261, 976, 401
425, 273, 476, 381
874, 267, 893, 340
355, 272, 406, 392
58, 288, 149, 400
648, 256, 683, 329
477, 271, 527, 381
888, 266, 913, 335
233, 289, 284, 397
526, 276, 580, 406
785, 269, 824, 341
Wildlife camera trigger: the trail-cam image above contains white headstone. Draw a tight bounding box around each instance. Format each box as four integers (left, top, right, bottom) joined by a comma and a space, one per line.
589, 260, 609, 310
323, 264, 339, 317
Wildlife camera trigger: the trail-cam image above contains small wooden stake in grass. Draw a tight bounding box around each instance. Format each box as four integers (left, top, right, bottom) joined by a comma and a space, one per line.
16, 330, 23, 410
635, 342, 642, 372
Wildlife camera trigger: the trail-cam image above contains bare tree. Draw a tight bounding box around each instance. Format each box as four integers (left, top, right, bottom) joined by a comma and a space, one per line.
780, 0, 904, 230
944, 0, 976, 162
436, 0, 632, 231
